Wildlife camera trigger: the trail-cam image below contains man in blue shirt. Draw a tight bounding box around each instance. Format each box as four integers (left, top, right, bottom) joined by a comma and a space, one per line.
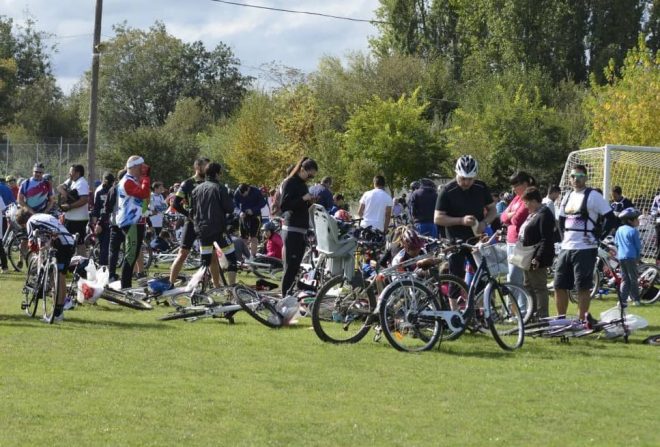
309, 176, 334, 211
234, 183, 266, 258
0, 177, 15, 207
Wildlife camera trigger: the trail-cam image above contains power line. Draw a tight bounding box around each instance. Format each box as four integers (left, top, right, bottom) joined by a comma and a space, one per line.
209, 0, 390, 25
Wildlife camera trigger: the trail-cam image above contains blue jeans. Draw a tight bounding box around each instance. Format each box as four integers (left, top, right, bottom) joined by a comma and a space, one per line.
507, 243, 527, 313
415, 222, 438, 238
619, 258, 639, 303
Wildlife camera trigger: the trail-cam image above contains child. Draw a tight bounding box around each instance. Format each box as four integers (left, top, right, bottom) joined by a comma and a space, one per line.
261, 221, 283, 260
614, 207, 642, 306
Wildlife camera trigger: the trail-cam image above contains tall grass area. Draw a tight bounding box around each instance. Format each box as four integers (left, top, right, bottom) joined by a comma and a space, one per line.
1, 270, 658, 446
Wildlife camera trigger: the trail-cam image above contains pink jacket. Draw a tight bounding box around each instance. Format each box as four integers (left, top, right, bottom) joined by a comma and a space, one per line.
500, 194, 529, 243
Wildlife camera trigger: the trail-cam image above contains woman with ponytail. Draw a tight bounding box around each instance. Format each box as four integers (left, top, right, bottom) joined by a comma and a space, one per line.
502, 170, 536, 285
279, 157, 318, 296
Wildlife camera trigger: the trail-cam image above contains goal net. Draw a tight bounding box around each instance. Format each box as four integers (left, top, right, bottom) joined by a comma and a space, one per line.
559, 145, 660, 261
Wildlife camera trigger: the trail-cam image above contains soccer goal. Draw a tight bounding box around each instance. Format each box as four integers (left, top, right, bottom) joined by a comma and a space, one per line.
559, 144, 660, 261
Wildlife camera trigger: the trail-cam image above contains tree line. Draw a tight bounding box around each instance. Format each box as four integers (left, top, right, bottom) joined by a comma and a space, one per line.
1, 0, 659, 193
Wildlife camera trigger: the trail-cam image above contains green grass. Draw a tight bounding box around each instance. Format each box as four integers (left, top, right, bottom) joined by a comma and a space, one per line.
1, 270, 659, 446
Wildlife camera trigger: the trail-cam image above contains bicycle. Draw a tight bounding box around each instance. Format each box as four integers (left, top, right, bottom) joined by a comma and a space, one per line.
20, 230, 66, 323
378, 239, 527, 352
3, 204, 28, 271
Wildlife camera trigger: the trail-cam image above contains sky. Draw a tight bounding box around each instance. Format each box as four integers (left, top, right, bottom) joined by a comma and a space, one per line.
1, 0, 381, 93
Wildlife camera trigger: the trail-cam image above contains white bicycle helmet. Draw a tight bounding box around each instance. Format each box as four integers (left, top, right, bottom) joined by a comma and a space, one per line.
455, 155, 478, 178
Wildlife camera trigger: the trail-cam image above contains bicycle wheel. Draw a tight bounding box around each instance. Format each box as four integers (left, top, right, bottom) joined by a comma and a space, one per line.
638, 263, 660, 304
431, 274, 470, 341
41, 262, 59, 324
379, 278, 442, 352
311, 274, 376, 344
159, 306, 208, 321
100, 288, 153, 310
250, 257, 284, 282
7, 233, 25, 271
233, 285, 283, 328
22, 256, 40, 317
568, 267, 602, 303
485, 282, 525, 351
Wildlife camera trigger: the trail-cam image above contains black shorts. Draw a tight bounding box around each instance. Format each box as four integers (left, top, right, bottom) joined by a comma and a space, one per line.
240, 214, 261, 239
54, 240, 75, 272
199, 233, 237, 272
64, 220, 88, 245
180, 220, 197, 250
553, 248, 598, 291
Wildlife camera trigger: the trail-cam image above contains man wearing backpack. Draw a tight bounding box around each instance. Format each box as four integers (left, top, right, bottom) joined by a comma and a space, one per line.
555, 164, 616, 323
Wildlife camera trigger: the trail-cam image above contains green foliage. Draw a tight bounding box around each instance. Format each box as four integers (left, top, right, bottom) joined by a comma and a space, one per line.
444, 68, 583, 189
584, 37, 660, 147
93, 22, 251, 136
343, 88, 446, 193
99, 125, 199, 186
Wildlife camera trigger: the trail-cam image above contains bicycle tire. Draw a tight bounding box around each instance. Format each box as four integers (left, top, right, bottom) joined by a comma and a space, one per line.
41, 262, 59, 324
7, 233, 25, 271
100, 289, 153, 310
159, 306, 208, 321
485, 282, 525, 351
431, 274, 470, 341
638, 263, 660, 304
22, 256, 40, 317
379, 278, 442, 352
249, 257, 284, 282
311, 274, 376, 344
643, 334, 660, 345
232, 285, 283, 328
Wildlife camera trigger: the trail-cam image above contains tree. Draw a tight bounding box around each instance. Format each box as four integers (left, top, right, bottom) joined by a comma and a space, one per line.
583, 37, 660, 147
444, 68, 582, 188
92, 22, 251, 136
342, 89, 446, 194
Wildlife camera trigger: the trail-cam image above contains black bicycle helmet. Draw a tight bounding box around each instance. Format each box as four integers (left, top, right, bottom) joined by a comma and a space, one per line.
261, 221, 277, 232
619, 207, 640, 222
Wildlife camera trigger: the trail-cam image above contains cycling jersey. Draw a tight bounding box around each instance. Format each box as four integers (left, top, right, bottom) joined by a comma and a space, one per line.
19, 178, 52, 212
116, 174, 150, 227
174, 175, 204, 218
26, 213, 75, 246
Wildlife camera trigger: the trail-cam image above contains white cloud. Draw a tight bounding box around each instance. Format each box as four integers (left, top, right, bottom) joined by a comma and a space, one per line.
1, 0, 380, 94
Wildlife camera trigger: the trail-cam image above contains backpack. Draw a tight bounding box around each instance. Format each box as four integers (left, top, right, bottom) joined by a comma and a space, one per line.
560, 188, 603, 238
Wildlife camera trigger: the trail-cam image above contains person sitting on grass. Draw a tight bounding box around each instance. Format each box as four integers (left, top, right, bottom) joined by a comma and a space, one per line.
261, 221, 283, 260
614, 207, 643, 307
16, 207, 75, 323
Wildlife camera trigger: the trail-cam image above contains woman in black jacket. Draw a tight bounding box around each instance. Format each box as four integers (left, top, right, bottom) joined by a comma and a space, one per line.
279, 157, 318, 296
520, 187, 558, 319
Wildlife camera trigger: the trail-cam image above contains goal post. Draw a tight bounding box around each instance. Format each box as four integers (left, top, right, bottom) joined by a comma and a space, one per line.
559, 144, 660, 261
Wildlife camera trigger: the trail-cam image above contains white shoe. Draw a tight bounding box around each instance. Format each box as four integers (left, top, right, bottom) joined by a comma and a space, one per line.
63, 297, 75, 311
54, 314, 64, 323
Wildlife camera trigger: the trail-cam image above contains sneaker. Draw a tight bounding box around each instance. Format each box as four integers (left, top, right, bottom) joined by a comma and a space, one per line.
63, 297, 75, 311
632, 301, 642, 307
54, 314, 64, 323
585, 313, 599, 329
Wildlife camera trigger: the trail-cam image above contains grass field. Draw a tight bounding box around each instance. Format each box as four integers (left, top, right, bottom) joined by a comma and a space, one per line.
1, 269, 659, 446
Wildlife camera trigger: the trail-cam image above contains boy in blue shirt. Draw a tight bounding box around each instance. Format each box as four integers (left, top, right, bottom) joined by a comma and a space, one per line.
614, 208, 642, 306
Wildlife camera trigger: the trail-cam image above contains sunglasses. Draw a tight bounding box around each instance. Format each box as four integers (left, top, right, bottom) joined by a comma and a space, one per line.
33, 171, 44, 174
570, 173, 586, 179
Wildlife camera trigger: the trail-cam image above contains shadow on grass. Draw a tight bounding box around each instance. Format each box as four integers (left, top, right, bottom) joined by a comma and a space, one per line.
0, 313, 168, 330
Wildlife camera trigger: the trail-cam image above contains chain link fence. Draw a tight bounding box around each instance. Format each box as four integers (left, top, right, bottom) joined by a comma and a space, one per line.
2, 141, 107, 187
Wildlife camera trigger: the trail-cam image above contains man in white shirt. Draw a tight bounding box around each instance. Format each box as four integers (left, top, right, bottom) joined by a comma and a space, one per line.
58, 164, 90, 255
357, 175, 392, 233
542, 185, 561, 218
555, 164, 616, 322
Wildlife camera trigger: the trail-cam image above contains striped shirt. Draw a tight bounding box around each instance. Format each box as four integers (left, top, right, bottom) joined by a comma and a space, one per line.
26, 213, 75, 246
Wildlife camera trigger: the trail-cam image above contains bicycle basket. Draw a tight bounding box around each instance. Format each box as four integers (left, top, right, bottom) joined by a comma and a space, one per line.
474, 242, 508, 276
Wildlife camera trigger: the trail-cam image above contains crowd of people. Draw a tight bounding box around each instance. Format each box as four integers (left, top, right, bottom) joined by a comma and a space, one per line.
1, 152, 658, 326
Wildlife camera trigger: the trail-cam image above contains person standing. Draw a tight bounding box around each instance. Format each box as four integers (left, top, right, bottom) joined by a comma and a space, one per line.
279, 157, 318, 296
357, 175, 392, 233
610, 185, 635, 228
542, 185, 561, 218
5, 175, 18, 200
409, 178, 438, 237
519, 187, 557, 320
309, 176, 334, 211
169, 158, 209, 285
500, 171, 534, 287
234, 183, 267, 258
91, 172, 115, 266
18, 163, 54, 215
116, 156, 151, 288
58, 164, 90, 255
614, 207, 643, 307
190, 162, 237, 286
149, 181, 167, 237
434, 155, 497, 308
555, 164, 616, 321
651, 190, 660, 267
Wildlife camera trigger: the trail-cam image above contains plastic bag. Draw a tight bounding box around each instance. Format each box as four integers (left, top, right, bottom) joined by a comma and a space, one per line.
185, 266, 206, 292
85, 261, 98, 282
276, 295, 300, 326
213, 242, 230, 269
76, 265, 111, 304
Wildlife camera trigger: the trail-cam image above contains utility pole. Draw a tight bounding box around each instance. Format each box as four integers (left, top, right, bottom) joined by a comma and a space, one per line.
86, 0, 103, 186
